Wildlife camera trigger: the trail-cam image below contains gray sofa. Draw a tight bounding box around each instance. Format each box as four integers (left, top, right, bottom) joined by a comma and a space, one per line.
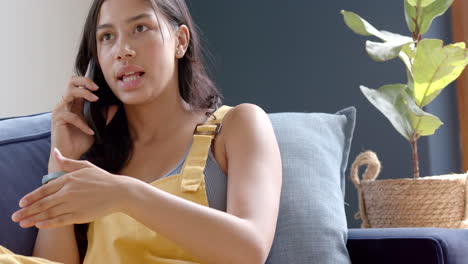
2, 110, 468, 264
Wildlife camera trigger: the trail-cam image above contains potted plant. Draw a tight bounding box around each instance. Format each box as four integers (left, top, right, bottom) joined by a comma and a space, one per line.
341, 0, 468, 228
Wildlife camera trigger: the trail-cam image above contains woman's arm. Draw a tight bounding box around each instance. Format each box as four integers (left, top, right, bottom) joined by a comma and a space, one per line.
32, 159, 80, 264
33, 226, 80, 264
120, 104, 282, 264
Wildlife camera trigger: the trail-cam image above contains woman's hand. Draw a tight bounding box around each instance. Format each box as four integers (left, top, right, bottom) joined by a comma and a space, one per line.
12, 148, 127, 229
51, 73, 99, 160
50, 65, 119, 161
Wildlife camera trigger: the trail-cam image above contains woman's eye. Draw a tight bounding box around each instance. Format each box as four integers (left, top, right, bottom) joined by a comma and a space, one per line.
100, 33, 113, 42
135, 25, 148, 33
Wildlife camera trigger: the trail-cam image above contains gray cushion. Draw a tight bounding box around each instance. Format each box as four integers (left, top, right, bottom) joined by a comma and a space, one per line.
0, 108, 355, 263
265, 107, 355, 264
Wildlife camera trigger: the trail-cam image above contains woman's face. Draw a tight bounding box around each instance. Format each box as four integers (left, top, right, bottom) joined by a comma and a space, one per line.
96, 0, 179, 105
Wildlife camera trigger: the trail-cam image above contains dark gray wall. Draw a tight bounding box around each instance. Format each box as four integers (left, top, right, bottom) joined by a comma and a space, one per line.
187, 1, 461, 228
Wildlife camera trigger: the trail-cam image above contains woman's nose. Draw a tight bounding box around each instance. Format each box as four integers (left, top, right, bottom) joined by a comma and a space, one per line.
115, 42, 136, 61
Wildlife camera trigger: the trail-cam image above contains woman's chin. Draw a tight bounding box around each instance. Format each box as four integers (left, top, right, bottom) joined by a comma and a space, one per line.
118, 94, 154, 106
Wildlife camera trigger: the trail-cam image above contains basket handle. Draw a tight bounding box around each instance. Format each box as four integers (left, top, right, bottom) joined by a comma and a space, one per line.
351, 150, 381, 188
350, 151, 382, 228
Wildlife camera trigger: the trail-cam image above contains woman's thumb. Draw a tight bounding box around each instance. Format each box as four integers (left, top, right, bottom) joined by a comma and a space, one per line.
53, 147, 90, 172
54, 147, 65, 163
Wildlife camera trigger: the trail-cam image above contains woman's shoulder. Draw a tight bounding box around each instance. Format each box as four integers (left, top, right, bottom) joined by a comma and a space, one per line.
218, 103, 275, 152
217, 103, 273, 144
221, 103, 270, 130
210, 103, 274, 174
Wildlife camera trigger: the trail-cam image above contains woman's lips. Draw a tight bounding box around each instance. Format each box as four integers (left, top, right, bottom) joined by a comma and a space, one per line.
117, 72, 145, 91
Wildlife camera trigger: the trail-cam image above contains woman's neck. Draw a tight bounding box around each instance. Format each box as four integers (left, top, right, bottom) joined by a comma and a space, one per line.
123, 88, 203, 145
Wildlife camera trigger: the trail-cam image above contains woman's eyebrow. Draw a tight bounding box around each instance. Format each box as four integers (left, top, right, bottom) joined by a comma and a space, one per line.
97, 13, 152, 31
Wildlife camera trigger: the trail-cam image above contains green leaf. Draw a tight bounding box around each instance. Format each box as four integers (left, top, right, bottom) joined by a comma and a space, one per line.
341, 11, 413, 62
360, 84, 413, 140
406, 0, 437, 7
404, 0, 453, 35
406, 68, 415, 93
404, 1, 417, 33
379, 30, 414, 43
360, 84, 443, 139
413, 39, 468, 107
365, 32, 413, 62
402, 92, 443, 136
366, 41, 408, 61
400, 42, 417, 74
419, 0, 453, 35
341, 10, 385, 40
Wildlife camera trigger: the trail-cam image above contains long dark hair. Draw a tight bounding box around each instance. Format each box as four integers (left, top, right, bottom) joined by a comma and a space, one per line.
73, 0, 222, 260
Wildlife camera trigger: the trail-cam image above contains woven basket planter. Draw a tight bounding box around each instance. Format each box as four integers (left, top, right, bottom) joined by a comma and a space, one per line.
351, 151, 468, 228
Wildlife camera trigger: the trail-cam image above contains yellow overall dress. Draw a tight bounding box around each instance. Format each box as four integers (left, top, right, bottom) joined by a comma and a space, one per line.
0, 105, 231, 264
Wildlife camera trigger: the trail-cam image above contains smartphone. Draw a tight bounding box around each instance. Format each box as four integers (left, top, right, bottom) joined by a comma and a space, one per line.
83, 58, 120, 144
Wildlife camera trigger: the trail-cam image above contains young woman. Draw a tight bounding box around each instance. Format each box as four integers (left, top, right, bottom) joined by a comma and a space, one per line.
5, 0, 282, 263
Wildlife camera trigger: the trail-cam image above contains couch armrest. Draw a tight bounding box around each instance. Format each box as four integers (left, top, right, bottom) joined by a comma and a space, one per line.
347, 228, 468, 264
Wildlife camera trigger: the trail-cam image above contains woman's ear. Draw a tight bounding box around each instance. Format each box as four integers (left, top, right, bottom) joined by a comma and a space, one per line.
175, 25, 190, 58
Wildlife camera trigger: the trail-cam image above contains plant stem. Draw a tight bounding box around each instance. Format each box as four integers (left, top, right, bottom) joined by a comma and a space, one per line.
412, 0, 422, 45
410, 0, 422, 178
410, 133, 420, 178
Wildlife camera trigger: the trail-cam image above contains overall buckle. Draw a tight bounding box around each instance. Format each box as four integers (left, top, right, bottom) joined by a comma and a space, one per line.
193, 123, 222, 135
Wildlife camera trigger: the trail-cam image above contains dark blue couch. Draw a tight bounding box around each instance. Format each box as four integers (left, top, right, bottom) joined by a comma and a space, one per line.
348, 228, 468, 264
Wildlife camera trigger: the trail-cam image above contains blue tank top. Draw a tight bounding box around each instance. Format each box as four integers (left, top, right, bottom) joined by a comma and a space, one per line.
158, 146, 227, 212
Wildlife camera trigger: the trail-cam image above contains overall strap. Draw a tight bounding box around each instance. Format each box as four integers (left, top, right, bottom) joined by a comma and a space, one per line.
180, 105, 232, 192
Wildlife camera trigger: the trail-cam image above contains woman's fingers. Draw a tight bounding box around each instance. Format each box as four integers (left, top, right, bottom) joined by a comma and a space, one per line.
36, 213, 76, 229
51, 76, 100, 134
11, 180, 65, 224
18, 202, 69, 228
69, 76, 99, 91
54, 111, 95, 135
20, 177, 66, 208
60, 86, 99, 109
54, 77, 99, 111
